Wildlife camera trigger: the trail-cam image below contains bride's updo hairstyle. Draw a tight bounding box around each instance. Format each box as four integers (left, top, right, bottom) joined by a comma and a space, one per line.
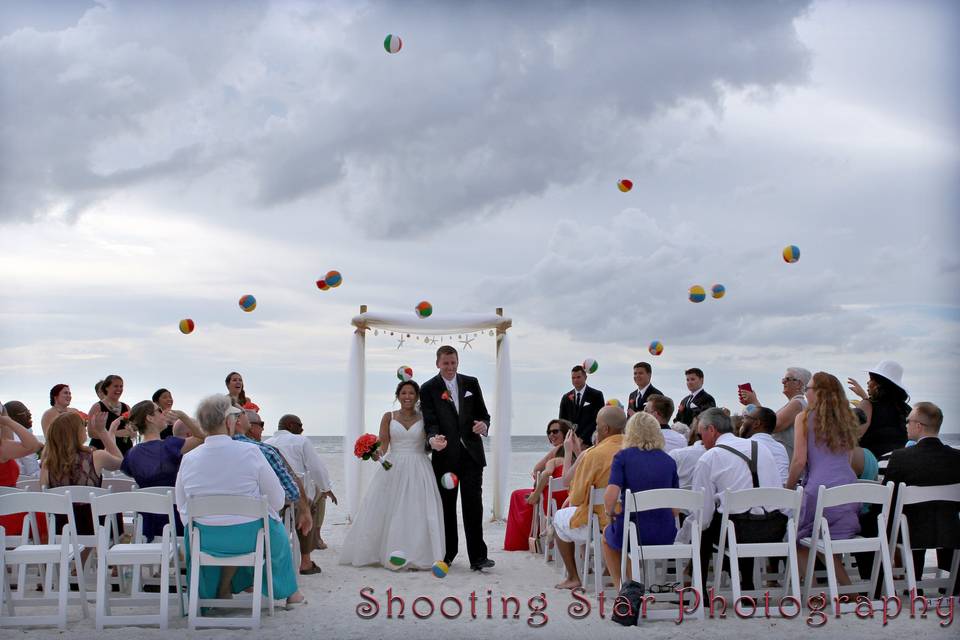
395, 379, 421, 400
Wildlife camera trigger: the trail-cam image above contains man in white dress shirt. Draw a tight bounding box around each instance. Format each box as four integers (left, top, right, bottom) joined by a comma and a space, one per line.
265, 414, 336, 573
643, 394, 687, 452
692, 408, 786, 593
742, 406, 790, 486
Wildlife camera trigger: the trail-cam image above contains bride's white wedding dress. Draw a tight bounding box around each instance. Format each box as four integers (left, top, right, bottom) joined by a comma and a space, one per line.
339, 415, 445, 569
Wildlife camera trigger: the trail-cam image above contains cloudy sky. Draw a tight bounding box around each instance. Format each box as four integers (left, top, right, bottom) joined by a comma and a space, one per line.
1, 0, 957, 437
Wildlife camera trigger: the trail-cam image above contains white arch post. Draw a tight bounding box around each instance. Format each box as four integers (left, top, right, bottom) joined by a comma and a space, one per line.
345, 307, 513, 521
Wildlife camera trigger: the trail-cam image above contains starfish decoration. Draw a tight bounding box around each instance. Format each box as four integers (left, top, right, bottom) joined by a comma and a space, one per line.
424, 336, 438, 345
396, 336, 405, 349
458, 335, 475, 350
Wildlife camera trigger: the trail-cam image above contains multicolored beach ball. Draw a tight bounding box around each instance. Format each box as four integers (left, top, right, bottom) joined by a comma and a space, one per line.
583, 358, 599, 374
617, 179, 633, 193
432, 561, 449, 578
415, 301, 433, 318
316, 279, 329, 290
384, 34, 402, 54
325, 270, 342, 287
440, 472, 459, 490
178, 319, 195, 334
648, 340, 664, 356
606, 399, 623, 408
711, 284, 726, 299
239, 294, 257, 312
397, 366, 414, 382
688, 286, 705, 303
782, 245, 800, 263
388, 551, 407, 568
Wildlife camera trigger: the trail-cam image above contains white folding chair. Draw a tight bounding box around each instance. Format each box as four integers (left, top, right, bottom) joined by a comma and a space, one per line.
889, 482, 960, 599
129, 487, 183, 595
544, 476, 566, 566
713, 487, 803, 607
620, 488, 705, 621
103, 478, 138, 493
800, 482, 895, 612
578, 487, 610, 596
43, 486, 113, 592
185, 495, 275, 629
0, 487, 24, 496
0, 492, 89, 629
91, 492, 183, 629
15, 479, 41, 492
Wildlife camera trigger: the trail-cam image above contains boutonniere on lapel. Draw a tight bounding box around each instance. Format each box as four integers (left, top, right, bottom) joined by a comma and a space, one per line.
441, 390, 455, 404
567, 393, 574, 402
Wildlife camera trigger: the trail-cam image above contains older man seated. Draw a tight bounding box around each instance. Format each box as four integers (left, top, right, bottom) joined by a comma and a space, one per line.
553, 405, 626, 590
175, 395, 307, 608
692, 408, 785, 593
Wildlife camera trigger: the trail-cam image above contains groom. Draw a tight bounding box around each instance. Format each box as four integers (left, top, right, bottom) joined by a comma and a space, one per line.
421, 345, 494, 571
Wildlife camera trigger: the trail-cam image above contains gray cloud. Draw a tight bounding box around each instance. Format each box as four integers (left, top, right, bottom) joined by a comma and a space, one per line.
0, 0, 812, 229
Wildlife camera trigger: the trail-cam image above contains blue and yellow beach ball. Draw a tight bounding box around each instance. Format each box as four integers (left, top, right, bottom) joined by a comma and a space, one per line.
782, 245, 800, 263
711, 284, 726, 299
688, 285, 706, 303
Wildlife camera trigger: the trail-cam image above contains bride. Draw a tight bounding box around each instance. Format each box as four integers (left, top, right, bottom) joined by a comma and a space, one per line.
339, 380, 446, 569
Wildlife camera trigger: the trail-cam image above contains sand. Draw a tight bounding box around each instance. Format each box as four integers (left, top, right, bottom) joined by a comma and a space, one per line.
3, 451, 956, 639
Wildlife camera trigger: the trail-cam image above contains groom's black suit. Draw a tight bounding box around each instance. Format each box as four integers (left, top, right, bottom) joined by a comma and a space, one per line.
421, 372, 491, 567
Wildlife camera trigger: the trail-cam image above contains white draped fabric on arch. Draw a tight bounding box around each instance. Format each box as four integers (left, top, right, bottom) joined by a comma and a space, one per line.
345, 308, 513, 521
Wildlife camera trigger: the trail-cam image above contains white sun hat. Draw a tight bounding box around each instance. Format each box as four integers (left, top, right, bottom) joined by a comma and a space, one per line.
868, 360, 907, 396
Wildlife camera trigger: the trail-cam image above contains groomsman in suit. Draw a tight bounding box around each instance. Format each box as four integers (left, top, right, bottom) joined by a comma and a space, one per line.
883, 401, 960, 585
559, 365, 604, 447
627, 361, 663, 417
673, 367, 716, 426
421, 345, 494, 572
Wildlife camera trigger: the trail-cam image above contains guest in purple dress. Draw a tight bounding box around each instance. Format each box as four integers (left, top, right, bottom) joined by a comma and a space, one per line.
122, 400, 202, 540
601, 412, 678, 589
787, 372, 860, 585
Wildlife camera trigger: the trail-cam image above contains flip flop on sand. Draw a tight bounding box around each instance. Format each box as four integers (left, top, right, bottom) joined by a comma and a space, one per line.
299, 562, 322, 575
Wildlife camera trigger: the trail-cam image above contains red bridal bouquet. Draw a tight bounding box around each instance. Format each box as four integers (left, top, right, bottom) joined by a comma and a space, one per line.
354, 433, 392, 470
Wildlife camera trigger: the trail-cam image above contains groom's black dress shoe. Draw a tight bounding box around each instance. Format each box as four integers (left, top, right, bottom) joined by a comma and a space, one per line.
470, 558, 495, 571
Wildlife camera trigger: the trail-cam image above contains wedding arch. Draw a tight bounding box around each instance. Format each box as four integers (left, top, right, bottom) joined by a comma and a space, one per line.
345, 306, 514, 521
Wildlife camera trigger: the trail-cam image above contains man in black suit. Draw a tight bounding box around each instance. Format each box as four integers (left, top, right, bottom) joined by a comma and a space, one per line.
421, 345, 494, 572
627, 361, 662, 417
673, 367, 716, 426
558, 365, 604, 447
884, 401, 960, 583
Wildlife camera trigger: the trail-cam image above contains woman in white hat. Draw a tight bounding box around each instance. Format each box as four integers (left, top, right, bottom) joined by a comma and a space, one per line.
847, 360, 910, 458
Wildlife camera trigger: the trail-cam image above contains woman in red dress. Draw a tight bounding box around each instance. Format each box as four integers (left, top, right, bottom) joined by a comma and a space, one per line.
0, 410, 44, 539
503, 419, 575, 551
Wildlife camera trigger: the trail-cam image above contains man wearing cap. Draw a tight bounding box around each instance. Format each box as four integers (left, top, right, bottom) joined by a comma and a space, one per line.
738, 367, 810, 461
847, 360, 910, 458
266, 414, 336, 572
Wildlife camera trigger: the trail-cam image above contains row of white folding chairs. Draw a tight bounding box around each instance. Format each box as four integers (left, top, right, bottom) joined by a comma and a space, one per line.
888, 481, 960, 598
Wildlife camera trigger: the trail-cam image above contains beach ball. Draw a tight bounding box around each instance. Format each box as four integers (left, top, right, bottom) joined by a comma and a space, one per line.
178, 319, 195, 334
384, 34, 402, 54
711, 284, 726, 299
415, 301, 433, 318
388, 551, 407, 568
325, 270, 342, 287
688, 285, 705, 303
440, 472, 458, 490
648, 340, 664, 356
397, 366, 414, 382
432, 561, 449, 578
606, 399, 623, 408
617, 179, 633, 193
316, 279, 329, 290
239, 294, 257, 312
583, 358, 599, 374
782, 245, 800, 263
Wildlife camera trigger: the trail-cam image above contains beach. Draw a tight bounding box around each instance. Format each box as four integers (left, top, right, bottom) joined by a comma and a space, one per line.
6, 448, 956, 639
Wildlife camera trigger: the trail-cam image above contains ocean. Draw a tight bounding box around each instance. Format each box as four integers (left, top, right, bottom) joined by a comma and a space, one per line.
305, 433, 960, 454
